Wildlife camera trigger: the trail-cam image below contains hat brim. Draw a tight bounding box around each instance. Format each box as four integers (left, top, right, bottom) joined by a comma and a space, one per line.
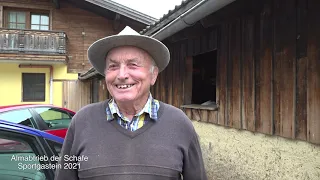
87, 34, 170, 76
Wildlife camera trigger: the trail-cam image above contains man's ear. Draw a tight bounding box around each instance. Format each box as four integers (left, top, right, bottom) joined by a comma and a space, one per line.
151, 67, 159, 85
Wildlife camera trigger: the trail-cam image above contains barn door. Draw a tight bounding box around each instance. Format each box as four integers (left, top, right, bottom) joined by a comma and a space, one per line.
62, 80, 91, 112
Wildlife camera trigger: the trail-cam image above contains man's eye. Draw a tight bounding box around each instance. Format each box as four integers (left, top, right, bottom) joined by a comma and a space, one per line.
129, 63, 137, 66
109, 64, 117, 68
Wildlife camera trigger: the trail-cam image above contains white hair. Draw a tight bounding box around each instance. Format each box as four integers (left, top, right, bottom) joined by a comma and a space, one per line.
149, 57, 158, 73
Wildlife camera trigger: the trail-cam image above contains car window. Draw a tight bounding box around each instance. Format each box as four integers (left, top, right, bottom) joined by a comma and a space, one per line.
34, 108, 72, 130
0, 134, 47, 180
0, 109, 35, 128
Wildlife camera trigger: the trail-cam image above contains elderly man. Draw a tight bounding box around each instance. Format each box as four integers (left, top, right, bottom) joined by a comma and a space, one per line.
55, 26, 207, 180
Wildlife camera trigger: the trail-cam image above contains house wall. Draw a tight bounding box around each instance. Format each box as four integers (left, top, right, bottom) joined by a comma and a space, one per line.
0, 0, 123, 107
0, 0, 117, 73
153, 0, 320, 144
51, 1, 117, 73
0, 63, 50, 105
0, 63, 77, 106
193, 121, 320, 180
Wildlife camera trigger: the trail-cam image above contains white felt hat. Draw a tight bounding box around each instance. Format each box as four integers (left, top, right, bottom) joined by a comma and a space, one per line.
87, 26, 170, 76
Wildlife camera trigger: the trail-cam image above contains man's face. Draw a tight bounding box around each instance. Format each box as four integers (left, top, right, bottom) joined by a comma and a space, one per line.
104, 46, 158, 103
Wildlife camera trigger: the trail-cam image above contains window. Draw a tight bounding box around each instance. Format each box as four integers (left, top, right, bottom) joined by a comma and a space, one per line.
0, 109, 35, 128
31, 14, 49, 30
7, 11, 26, 29
5, 8, 50, 30
22, 73, 45, 102
0, 133, 47, 179
191, 51, 217, 105
34, 108, 72, 130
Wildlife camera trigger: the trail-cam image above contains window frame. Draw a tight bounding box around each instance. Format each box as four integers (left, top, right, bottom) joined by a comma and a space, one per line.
30, 13, 50, 30
4, 7, 50, 30
0, 127, 56, 179
22, 73, 46, 102
45, 139, 62, 158
5, 11, 27, 29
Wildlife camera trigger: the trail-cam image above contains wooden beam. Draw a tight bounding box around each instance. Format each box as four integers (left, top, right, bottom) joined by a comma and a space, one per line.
184, 56, 193, 105
0, 6, 3, 28
52, 0, 60, 9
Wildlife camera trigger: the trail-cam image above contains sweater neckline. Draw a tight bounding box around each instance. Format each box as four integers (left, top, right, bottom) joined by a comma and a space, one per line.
109, 117, 155, 138
104, 99, 165, 138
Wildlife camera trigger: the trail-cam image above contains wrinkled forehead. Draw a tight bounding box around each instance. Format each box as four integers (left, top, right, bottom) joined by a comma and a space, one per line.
105, 46, 152, 64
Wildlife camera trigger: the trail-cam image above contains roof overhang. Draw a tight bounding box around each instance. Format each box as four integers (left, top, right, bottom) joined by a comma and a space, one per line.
86, 0, 158, 25
143, 0, 236, 40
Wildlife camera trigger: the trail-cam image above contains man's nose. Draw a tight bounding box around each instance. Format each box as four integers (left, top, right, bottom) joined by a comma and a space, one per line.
117, 65, 129, 80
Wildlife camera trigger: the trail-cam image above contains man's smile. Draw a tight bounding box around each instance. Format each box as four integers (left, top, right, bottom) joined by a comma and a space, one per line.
115, 84, 135, 89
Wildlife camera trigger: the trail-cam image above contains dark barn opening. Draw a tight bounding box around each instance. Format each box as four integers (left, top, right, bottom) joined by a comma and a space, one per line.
192, 50, 217, 105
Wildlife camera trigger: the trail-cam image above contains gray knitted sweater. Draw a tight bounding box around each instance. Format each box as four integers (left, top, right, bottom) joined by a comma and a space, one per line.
54, 100, 207, 180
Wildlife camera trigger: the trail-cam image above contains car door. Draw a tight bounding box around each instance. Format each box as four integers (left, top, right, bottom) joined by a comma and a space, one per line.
0, 127, 56, 180
31, 107, 73, 138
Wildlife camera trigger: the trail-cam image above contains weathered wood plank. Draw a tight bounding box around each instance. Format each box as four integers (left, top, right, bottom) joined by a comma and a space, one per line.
295, 0, 308, 141
192, 109, 201, 121
296, 57, 307, 140
208, 29, 217, 51
194, 36, 201, 55
307, 0, 320, 144
185, 108, 192, 119
159, 59, 166, 102
208, 110, 218, 124
242, 15, 255, 131
0, 6, 3, 28
184, 56, 193, 105
200, 110, 208, 122
166, 44, 173, 105
98, 79, 107, 102
180, 41, 187, 107
228, 18, 241, 129
217, 24, 228, 126
255, 2, 273, 135
200, 35, 207, 54
307, 45, 320, 144
226, 22, 232, 127
273, 0, 296, 138
63, 81, 91, 112
187, 38, 194, 56
172, 43, 180, 108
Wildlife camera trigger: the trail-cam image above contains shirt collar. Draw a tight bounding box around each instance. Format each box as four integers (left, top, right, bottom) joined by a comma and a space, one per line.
106, 93, 160, 121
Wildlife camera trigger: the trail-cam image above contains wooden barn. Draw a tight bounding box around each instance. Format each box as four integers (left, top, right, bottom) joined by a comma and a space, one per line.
80, 0, 320, 145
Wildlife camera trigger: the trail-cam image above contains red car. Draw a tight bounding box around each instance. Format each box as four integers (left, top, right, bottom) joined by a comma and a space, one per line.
0, 104, 75, 138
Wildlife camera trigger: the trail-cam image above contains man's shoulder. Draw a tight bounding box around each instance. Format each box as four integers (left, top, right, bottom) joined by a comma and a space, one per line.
159, 102, 184, 115
71, 100, 108, 123
158, 102, 195, 131
78, 100, 107, 114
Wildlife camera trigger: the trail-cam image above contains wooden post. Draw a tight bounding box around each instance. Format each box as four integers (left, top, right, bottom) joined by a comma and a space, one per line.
184, 56, 193, 104
0, 6, 3, 28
